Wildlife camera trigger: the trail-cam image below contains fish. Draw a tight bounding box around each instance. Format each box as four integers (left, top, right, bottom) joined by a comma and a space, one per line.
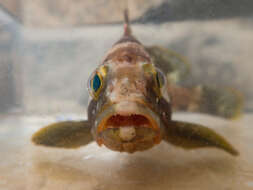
32, 10, 238, 156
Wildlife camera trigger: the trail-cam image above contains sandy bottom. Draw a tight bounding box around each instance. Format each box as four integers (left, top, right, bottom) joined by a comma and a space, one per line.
0, 113, 252, 190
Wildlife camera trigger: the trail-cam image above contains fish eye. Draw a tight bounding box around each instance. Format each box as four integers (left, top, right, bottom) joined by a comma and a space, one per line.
88, 66, 108, 100
92, 73, 102, 92
88, 72, 103, 99
155, 68, 166, 88
152, 67, 167, 97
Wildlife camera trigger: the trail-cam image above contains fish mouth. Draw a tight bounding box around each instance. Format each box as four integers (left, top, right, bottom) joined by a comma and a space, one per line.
94, 101, 162, 152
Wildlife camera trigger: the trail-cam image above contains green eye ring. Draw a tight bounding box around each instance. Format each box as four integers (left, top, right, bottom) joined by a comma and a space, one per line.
88, 66, 108, 100
88, 71, 103, 99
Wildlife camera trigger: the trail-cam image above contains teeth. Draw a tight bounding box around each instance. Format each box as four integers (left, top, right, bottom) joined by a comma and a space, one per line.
119, 126, 136, 141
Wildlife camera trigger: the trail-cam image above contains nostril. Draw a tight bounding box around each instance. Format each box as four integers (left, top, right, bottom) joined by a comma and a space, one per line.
119, 127, 136, 141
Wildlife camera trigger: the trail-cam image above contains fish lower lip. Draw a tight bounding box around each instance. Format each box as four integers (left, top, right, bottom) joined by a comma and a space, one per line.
100, 127, 159, 152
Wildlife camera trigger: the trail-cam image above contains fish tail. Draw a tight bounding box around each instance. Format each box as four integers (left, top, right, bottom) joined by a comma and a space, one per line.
123, 9, 132, 36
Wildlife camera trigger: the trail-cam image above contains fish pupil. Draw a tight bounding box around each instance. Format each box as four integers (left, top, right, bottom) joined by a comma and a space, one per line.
92, 74, 101, 92
156, 73, 161, 88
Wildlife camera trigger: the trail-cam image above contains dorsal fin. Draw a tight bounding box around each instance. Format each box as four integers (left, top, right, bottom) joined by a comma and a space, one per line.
114, 9, 141, 45
103, 9, 150, 64
123, 9, 131, 36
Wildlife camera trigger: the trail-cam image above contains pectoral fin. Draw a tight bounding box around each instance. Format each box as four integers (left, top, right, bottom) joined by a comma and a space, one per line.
164, 120, 238, 156
32, 120, 93, 148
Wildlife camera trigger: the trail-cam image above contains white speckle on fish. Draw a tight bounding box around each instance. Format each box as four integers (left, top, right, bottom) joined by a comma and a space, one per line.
106, 79, 117, 99
138, 61, 147, 66
111, 78, 117, 86
162, 88, 171, 103
109, 90, 117, 101
121, 77, 129, 85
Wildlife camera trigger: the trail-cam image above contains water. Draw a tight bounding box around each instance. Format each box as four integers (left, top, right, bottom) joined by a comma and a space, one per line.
0, 1, 253, 189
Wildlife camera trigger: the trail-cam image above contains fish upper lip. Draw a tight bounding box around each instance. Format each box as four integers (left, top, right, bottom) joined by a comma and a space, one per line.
103, 114, 155, 130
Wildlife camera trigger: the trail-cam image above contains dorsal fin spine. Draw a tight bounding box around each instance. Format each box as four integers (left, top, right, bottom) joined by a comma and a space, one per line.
124, 9, 131, 36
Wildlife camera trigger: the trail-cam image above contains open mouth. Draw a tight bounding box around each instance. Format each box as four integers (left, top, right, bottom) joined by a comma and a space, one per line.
104, 114, 158, 142
106, 114, 152, 128
93, 101, 162, 152
98, 113, 159, 133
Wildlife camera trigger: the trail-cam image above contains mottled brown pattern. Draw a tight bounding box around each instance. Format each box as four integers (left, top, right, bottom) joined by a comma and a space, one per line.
103, 42, 151, 64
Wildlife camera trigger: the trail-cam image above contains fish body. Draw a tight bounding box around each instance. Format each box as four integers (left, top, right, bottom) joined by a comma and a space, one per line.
87, 11, 172, 152
32, 10, 238, 156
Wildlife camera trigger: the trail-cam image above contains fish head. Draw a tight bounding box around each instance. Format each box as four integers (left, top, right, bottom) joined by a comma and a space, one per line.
87, 43, 172, 153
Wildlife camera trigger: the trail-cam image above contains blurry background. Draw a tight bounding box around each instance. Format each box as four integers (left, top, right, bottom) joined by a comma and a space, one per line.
0, 0, 253, 114
0, 1, 253, 190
